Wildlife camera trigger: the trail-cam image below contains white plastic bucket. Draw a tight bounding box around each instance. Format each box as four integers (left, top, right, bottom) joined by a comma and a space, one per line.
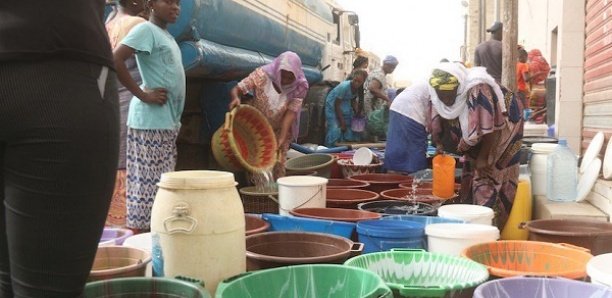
437, 204, 495, 225
587, 253, 612, 287
530, 143, 558, 196
277, 176, 328, 215
123, 232, 153, 277
425, 223, 500, 256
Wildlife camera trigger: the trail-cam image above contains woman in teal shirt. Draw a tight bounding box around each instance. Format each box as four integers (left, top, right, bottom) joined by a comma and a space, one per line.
324, 69, 367, 147
113, 0, 184, 232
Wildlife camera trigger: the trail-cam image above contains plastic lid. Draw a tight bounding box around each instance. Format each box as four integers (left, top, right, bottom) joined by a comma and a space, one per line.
158, 170, 237, 189
587, 253, 612, 286
277, 176, 328, 187
353, 147, 373, 165
437, 204, 494, 220
531, 143, 558, 154
558, 138, 567, 146
425, 223, 500, 239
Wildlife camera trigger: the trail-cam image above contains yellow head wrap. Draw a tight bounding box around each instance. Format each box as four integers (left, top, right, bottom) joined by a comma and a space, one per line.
429, 69, 459, 91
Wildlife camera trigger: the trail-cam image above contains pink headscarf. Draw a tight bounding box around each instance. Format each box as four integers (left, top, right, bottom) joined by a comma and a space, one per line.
261, 51, 309, 100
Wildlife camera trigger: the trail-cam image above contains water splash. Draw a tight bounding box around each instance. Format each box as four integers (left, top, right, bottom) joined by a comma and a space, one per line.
252, 168, 277, 193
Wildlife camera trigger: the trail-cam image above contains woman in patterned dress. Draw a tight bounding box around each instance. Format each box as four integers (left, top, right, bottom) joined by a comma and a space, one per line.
228, 51, 309, 178
105, 0, 147, 227
428, 64, 523, 230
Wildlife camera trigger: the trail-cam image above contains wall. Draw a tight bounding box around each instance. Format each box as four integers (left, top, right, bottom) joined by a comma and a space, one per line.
516, 0, 585, 152
583, 0, 612, 155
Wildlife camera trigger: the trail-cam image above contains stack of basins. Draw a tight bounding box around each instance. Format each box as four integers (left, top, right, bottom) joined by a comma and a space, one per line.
89, 158, 612, 297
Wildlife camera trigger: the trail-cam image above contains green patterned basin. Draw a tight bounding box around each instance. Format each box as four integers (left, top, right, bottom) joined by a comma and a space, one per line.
344, 249, 488, 298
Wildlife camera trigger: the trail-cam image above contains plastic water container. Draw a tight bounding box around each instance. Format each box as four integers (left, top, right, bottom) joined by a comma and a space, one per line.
501, 179, 532, 240
277, 176, 327, 215
530, 143, 558, 196
547, 139, 577, 201
432, 154, 456, 199
357, 220, 425, 253
151, 171, 245, 296
425, 223, 500, 256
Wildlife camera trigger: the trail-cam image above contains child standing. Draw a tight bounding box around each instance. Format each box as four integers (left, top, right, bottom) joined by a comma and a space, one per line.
113, 0, 185, 232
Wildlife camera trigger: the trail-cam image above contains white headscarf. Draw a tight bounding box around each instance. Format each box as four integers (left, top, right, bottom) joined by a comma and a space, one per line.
429, 64, 507, 146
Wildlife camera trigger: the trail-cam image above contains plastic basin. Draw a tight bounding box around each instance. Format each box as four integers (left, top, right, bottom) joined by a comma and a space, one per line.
345, 249, 489, 298
382, 215, 465, 225
326, 189, 380, 209
588, 253, 612, 287
99, 228, 133, 246
358, 200, 437, 216
123, 232, 152, 252
245, 232, 363, 270
349, 174, 414, 193
461, 240, 593, 279
336, 158, 383, 178
290, 207, 381, 222
521, 219, 612, 255
84, 277, 211, 298
380, 188, 457, 206
261, 213, 356, 240
285, 153, 335, 178
357, 220, 425, 253
473, 277, 612, 298
89, 246, 152, 281
327, 178, 370, 189
245, 214, 270, 236
216, 264, 391, 298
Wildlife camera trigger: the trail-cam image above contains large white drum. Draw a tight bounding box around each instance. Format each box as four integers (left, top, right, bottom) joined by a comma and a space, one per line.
151, 171, 245, 296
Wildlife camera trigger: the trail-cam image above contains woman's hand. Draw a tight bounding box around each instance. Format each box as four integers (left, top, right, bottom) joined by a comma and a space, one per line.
140, 88, 168, 105
228, 96, 241, 110
435, 144, 444, 155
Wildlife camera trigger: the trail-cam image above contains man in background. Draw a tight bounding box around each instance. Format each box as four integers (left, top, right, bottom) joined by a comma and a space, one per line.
474, 21, 503, 83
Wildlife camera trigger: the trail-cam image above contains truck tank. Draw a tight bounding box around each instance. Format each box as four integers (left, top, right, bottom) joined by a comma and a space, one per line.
168, 0, 331, 80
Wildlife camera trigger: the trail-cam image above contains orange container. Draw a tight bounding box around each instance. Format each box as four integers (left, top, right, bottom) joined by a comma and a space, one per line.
432, 154, 456, 199
461, 240, 593, 279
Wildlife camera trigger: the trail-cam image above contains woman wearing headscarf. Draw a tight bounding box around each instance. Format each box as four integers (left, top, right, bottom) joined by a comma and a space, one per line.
527, 49, 551, 123
428, 63, 523, 230
324, 69, 368, 147
363, 55, 399, 141
229, 51, 309, 178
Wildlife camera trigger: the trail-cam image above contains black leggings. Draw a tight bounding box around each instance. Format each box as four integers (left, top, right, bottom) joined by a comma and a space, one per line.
0, 60, 119, 297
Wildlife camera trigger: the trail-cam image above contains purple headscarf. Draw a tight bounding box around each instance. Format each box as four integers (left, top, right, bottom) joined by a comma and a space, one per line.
261, 51, 309, 100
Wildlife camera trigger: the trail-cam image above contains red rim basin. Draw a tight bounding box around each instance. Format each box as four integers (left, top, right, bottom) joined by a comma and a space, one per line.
380, 188, 456, 204
245, 214, 270, 236
349, 174, 414, 193
327, 178, 370, 189
290, 207, 382, 222
326, 189, 380, 208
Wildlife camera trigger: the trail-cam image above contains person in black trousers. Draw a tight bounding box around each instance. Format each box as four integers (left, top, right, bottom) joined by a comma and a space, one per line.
0, 1, 119, 296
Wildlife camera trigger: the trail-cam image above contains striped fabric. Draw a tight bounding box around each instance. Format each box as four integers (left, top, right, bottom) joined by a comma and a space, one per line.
126, 128, 178, 229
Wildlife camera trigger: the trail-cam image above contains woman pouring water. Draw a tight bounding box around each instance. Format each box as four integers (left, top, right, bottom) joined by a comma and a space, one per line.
228, 51, 309, 179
